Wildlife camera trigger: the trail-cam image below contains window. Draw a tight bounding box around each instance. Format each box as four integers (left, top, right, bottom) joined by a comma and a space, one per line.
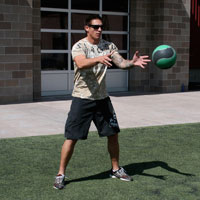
102, 0, 128, 12
41, 0, 68, 9
41, 0, 129, 71
41, 12, 68, 29
71, 0, 99, 10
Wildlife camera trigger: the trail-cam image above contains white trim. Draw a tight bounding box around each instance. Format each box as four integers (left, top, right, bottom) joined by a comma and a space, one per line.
40, 50, 127, 54
41, 29, 85, 33
41, 29, 128, 35
127, 0, 130, 59
70, 30, 86, 33
126, 0, 130, 87
41, 29, 69, 33
68, 0, 72, 72
42, 90, 72, 96
72, 9, 128, 16
118, 50, 128, 53
41, 69, 126, 73
101, 11, 128, 16
40, 7, 69, 12
41, 7, 128, 16
41, 70, 68, 74
71, 9, 100, 14
102, 31, 128, 35
41, 50, 70, 53
99, 0, 102, 16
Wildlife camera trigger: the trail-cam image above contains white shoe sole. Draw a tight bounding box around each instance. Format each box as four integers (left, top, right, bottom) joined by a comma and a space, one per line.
110, 174, 132, 181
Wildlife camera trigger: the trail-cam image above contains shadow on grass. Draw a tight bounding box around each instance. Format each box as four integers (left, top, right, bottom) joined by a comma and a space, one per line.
66, 161, 194, 185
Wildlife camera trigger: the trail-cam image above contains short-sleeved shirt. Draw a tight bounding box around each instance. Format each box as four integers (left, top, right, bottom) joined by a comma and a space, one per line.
71, 38, 118, 100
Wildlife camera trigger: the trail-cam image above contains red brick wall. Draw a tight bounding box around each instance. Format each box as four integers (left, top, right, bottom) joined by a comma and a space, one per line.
129, 0, 190, 93
0, 0, 41, 104
32, 0, 41, 100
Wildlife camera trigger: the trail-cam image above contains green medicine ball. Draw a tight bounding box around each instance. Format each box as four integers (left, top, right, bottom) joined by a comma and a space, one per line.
152, 45, 177, 69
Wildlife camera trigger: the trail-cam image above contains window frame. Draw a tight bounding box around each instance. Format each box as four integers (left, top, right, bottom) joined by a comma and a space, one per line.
40, 0, 130, 71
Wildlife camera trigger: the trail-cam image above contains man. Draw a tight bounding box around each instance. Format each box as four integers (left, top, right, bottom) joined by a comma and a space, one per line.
54, 15, 151, 189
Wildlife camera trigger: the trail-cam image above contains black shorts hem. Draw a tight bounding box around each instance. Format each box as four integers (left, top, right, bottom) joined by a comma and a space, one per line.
99, 130, 120, 137
65, 129, 120, 140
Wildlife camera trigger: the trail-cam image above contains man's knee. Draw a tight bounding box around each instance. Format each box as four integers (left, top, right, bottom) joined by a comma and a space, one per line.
63, 139, 77, 148
107, 133, 118, 143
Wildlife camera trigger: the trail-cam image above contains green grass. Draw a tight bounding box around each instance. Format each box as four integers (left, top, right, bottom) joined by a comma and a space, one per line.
1, 123, 200, 200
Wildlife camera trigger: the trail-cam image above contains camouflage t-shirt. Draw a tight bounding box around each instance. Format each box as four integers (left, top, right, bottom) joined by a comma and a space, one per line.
71, 38, 118, 100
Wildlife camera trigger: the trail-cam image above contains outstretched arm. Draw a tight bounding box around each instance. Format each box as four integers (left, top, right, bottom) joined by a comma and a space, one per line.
112, 51, 151, 69
74, 53, 113, 69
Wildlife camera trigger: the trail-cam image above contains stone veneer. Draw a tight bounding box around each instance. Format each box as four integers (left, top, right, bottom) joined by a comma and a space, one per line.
129, 0, 190, 93
0, 0, 41, 104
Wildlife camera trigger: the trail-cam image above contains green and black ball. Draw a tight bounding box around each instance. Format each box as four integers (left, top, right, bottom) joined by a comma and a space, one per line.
152, 45, 177, 69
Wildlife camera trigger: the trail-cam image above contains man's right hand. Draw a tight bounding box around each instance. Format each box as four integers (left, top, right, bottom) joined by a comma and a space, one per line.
97, 52, 113, 67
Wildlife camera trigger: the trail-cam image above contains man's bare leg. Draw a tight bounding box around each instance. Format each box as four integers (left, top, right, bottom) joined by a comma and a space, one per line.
107, 133, 119, 171
107, 133, 133, 181
57, 139, 77, 175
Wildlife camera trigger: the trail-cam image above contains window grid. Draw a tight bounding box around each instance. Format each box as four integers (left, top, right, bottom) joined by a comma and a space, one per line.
41, 0, 130, 71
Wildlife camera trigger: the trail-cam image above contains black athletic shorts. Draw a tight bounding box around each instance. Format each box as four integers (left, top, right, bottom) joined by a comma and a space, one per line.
65, 97, 120, 140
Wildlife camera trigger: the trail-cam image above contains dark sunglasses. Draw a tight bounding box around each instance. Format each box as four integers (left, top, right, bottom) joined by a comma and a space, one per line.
88, 24, 104, 30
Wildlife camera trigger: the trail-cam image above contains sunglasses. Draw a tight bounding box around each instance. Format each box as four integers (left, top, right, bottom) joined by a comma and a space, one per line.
88, 24, 104, 30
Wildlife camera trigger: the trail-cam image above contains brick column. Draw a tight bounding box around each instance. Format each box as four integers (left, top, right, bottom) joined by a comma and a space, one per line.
0, 0, 41, 104
129, 0, 190, 93
32, 0, 41, 100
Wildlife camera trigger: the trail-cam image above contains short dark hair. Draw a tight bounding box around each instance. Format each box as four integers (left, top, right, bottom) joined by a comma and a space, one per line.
85, 15, 103, 25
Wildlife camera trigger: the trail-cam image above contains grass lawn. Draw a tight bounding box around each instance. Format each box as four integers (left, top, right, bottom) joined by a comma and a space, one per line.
0, 123, 200, 200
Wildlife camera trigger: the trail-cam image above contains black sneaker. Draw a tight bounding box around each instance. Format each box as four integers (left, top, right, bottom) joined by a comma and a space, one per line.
110, 167, 133, 181
53, 174, 65, 189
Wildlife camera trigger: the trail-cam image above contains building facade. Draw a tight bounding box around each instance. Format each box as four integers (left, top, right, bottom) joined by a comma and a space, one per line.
0, 0, 196, 104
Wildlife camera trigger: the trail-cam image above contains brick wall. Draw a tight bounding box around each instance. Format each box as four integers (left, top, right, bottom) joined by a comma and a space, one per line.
0, 0, 41, 104
32, 0, 41, 100
129, 0, 190, 93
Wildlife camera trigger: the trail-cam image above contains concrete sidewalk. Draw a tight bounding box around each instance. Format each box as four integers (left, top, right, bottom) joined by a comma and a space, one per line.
0, 91, 200, 139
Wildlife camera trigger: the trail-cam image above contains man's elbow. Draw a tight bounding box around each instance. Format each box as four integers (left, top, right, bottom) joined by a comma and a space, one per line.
76, 63, 84, 69
74, 56, 86, 69
74, 60, 85, 69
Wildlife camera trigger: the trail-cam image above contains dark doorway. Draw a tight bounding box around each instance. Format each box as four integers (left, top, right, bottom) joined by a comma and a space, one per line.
189, 0, 200, 90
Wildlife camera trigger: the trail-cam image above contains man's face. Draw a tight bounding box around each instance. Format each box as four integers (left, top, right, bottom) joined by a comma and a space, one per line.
85, 19, 103, 41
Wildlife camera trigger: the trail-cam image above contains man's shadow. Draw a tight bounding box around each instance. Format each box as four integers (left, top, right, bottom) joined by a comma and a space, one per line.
65, 161, 194, 185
